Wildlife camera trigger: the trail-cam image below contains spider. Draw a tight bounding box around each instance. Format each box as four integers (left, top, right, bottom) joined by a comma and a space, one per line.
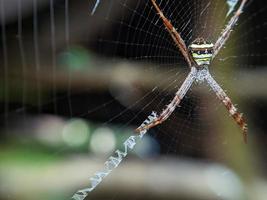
136, 0, 248, 143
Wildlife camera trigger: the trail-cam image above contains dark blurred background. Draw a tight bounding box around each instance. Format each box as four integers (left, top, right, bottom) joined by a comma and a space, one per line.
0, 0, 267, 200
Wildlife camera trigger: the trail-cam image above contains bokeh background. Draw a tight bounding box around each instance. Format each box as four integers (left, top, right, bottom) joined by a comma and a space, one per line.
1, 0, 267, 200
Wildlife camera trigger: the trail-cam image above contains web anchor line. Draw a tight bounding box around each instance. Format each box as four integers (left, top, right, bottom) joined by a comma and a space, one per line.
72, 112, 158, 200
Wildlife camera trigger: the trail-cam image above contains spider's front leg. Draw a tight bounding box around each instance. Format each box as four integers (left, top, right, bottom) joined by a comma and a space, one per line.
136, 67, 197, 133
212, 0, 248, 59
205, 72, 248, 143
150, 0, 196, 67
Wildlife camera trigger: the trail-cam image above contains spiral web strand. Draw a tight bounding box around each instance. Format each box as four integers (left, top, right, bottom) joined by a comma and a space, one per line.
0, 0, 267, 200
72, 0, 249, 198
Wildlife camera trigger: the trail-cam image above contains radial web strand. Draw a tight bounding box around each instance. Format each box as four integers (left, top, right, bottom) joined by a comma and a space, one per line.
0, 0, 267, 200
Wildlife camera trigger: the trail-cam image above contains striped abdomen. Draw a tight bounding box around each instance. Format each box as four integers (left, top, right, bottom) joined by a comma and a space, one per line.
189, 39, 214, 66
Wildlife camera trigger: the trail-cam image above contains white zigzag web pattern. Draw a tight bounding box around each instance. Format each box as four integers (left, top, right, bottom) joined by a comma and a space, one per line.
72, 112, 158, 200
91, 0, 101, 15
72, 0, 249, 199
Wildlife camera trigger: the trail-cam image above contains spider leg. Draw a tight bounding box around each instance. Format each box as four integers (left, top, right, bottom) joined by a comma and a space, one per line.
212, 0, 248, 59
150, 0, 196, 67
136, 67, 197, 133
205, 72, 248, 143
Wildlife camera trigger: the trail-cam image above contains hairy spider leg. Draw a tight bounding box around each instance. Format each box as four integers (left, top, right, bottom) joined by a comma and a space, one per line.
213, 0, 248, 58
148, 0, 248, 142
205, 72, 248, 143
150, 0, 196, 67
136, 67, 197, 133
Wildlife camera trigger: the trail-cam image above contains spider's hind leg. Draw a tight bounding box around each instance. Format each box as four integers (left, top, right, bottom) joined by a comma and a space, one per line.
222, 96, 248, 143
205, 72, 248, 143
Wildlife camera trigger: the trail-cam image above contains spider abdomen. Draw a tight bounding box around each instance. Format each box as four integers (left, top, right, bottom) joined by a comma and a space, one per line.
189, 38, 214, 66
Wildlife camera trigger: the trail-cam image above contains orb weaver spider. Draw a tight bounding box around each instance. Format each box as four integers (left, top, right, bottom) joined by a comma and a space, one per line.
136, 0, 248, 143
72, 1, 250, 199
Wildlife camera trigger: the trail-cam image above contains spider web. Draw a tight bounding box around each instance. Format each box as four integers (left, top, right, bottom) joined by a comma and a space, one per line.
0, 0, 267, 200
